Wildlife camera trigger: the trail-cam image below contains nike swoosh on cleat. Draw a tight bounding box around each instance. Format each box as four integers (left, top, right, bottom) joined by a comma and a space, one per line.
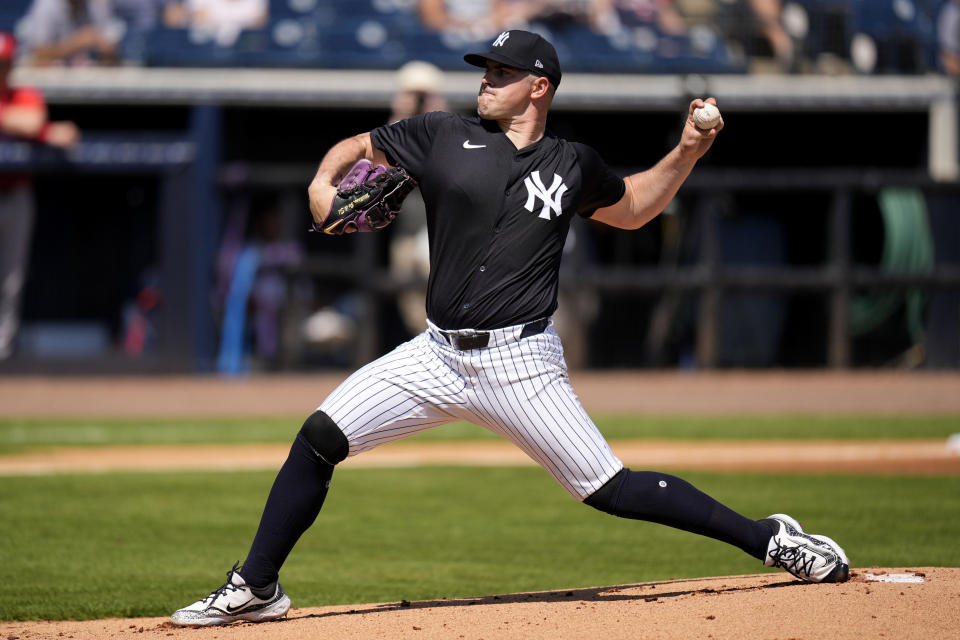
225, 598, 256, 612
462, 141, 486, 149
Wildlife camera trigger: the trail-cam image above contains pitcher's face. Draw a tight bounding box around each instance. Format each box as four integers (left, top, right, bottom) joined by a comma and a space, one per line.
477, 62, 534, 120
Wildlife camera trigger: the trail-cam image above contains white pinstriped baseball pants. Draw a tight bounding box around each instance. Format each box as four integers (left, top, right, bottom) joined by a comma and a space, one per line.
319, 318, 624, 499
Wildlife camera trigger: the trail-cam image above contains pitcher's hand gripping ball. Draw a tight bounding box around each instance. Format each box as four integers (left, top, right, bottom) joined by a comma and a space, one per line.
693, 103, 722, 131
319, 159, 416, 235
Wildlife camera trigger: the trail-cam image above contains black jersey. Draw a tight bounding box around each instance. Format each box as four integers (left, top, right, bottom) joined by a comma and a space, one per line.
371, 111, 625, 330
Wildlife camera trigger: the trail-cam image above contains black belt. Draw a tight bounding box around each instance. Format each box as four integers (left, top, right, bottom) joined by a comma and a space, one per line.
439, 318, 549, 351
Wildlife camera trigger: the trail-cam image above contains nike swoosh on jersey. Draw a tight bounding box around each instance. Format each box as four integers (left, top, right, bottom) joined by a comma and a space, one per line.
462, 140, 486, 149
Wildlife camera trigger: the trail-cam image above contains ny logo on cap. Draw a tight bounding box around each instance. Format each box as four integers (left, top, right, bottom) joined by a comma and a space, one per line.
524, 171, 568, 220
492, 31, 510, 47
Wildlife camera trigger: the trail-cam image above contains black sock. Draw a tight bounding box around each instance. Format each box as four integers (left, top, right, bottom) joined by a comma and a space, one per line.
241, 433, 334, 587
248, 582, 277, 600
585, 469, 774, 560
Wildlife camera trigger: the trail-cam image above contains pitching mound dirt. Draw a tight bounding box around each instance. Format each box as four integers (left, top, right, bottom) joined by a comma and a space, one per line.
2, 568, 955, 640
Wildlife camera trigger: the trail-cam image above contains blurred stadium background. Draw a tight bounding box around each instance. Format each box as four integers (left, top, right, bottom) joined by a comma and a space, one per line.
0, 0, 958, 376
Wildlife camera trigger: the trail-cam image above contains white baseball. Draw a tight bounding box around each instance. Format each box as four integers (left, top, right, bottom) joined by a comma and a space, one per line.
693, 103, 721, 130
948, 433, 960, 455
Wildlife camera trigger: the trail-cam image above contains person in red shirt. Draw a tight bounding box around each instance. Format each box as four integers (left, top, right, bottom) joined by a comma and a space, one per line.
0, 32, 80, 359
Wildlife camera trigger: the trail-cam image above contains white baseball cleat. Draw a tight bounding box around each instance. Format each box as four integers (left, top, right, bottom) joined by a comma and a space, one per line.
762, 513, 850, 583
170, 563, 291, 626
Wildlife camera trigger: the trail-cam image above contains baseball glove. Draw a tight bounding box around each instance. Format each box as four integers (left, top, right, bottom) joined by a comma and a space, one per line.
317, 159, 416, 235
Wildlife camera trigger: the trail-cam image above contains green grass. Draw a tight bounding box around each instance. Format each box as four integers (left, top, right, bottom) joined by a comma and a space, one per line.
1, 466, 958, 621
1, 414, 957, 454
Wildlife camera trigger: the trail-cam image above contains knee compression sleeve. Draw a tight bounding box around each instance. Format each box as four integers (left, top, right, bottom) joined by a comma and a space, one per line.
585, 468, 771, 559
586, 469, 711, 527
299, 411, 349, 465
584, 468, 626, 513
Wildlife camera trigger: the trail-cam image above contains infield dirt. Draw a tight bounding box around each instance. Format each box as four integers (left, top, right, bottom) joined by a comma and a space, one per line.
1, 568, 956, 640
2, 372, 958, 639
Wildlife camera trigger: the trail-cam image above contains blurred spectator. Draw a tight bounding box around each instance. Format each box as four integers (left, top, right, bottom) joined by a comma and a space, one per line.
163, 0, 268, 47
0, 32, 80, 360
17, 0, 122, 66
216, 193, 302, 374
390, 60, 448, 122
715, 0, 795, 71
120, 267, 160, 357
112, 0, 177, 34
419, 0, 687, 41
531, 0, 642, 33
938, 0, 960, 76
747, 0, 794, 66
419, 0, 544, 40
109, 0, 179, 63
302, 62, 448, 351
389, 61, 447, 336
592, 0, 689, 35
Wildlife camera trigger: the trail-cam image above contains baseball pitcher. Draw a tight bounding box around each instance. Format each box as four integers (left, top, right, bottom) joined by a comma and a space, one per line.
171, 30, 849, 626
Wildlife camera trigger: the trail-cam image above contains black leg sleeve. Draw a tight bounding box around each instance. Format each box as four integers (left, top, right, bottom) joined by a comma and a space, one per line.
585, 469, 773, 560
241, 432, 334, 587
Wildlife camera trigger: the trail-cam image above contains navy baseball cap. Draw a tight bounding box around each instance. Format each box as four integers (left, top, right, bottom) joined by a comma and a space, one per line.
464, 30, 562, 89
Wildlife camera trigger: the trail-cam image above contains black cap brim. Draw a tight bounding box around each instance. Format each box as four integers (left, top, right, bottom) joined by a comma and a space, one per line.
464, 51, 522, 71
463, 51, 558, 87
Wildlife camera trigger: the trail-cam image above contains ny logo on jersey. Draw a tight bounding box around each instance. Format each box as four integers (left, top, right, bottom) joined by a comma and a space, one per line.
492, 31, 510, 47
523, 171, 568, 220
